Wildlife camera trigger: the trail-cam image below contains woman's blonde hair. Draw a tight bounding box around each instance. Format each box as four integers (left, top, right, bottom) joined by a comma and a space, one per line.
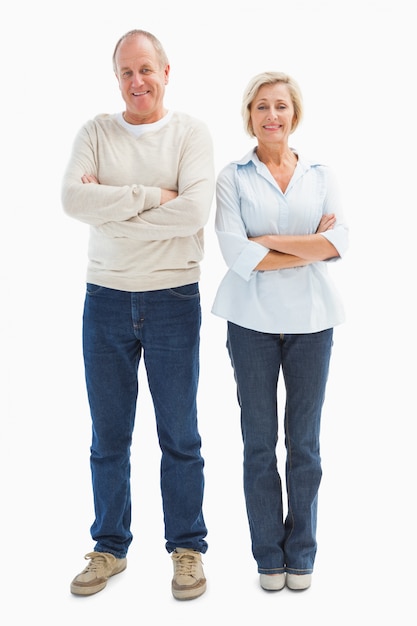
241, 71, 303, 137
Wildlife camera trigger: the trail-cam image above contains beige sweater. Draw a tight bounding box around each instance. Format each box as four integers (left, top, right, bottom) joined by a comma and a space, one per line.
62, 111, 215, 291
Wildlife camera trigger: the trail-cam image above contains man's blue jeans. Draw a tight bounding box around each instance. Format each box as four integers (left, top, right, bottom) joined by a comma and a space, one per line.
82, 283, 208, 558
226, 322, 333, 575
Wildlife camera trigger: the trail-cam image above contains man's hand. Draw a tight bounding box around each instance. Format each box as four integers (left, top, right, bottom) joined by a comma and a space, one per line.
82, 174, 99, 184
160, 189, 178, 204
80, 176, 179, 209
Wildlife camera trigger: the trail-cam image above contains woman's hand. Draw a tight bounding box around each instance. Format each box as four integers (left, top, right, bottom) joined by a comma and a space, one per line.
250, 212, 339, 262
316, 213, 336, 233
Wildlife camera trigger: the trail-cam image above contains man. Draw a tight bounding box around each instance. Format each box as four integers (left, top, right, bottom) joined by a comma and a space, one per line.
62, 29, 214, 601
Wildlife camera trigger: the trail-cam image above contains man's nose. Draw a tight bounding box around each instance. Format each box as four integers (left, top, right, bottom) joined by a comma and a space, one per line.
131, 72, 145, 86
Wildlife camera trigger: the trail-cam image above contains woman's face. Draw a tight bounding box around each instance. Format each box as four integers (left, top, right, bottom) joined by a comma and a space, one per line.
250, 82, 295, 145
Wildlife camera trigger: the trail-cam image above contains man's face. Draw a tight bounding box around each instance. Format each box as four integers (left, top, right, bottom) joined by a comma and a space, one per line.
115, 35, 170, 124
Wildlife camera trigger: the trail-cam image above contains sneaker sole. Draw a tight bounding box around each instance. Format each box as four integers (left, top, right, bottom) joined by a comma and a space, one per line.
286, 574, 311, 591
70, 561, 127, 596
260, 581, 286, 591
172, 580, 207, 600
71, 579, 108, 596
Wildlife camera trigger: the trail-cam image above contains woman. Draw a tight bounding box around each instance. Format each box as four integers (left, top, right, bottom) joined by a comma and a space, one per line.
212, 72, 348, 591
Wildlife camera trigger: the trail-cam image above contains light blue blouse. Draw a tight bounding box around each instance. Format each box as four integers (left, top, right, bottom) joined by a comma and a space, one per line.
211, 149, 349, 334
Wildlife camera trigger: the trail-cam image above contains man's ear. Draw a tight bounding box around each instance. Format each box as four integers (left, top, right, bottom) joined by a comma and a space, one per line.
164, 64, 171, 85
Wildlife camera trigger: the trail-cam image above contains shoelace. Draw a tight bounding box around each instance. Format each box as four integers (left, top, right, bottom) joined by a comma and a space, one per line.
172, 551, 199, 577
82, 552, 113, 573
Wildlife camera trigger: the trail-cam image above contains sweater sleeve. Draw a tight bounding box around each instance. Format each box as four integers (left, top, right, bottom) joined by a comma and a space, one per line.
61, 121, 161, 226
95, 120, 215, 241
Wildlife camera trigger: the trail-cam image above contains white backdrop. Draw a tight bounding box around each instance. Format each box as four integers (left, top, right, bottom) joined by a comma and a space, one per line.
1, 1, 416, 623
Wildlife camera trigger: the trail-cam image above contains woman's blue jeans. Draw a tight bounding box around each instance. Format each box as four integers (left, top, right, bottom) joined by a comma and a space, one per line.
226, 322, 333, 575
82, 283, 208, 558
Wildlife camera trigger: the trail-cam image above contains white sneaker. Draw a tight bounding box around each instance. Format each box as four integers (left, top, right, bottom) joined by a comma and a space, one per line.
286, 573, 312, 590
260, 573, 286, 591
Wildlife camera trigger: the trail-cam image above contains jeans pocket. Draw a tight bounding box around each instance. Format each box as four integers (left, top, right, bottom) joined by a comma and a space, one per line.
86, 283, 106, 296
168, 282, 200, 300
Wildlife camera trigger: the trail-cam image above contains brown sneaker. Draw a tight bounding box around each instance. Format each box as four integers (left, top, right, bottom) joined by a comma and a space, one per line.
70, 552, 127, 596
171, 548, 206, 600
